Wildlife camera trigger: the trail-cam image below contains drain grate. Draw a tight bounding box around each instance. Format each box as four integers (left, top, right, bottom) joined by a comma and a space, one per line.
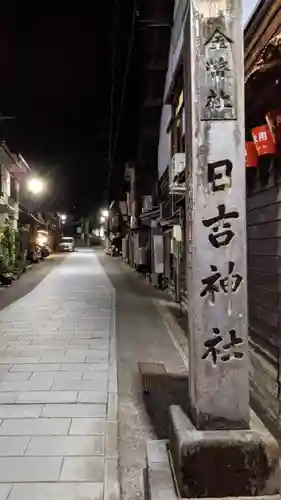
138, 362, 167, 394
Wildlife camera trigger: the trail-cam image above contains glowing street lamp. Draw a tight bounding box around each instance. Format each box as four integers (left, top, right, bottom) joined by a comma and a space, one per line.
60, 214, 67, 222
27, 177, 45, 196
101, 209, 109, 218
100, 216, 105, 224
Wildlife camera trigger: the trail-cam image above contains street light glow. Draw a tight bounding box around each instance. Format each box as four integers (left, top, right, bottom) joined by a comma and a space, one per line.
27, 177, 45, 195
60, 214, 67, 222
100, 216, 105, 224
101, 209, 109, 218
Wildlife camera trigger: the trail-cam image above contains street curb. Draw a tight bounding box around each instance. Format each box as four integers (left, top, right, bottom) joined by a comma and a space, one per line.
144, 440, 178, 500
153, 298, 189, 370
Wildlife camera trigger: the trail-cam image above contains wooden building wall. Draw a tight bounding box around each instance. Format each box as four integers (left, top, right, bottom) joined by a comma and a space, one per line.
245, 0, 281, 431
247, 163, 281, 425
159, 167, 186, 302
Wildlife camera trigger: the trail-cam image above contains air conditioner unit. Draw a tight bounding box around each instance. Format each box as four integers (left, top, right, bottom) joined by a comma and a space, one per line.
142, 195, 153, 213
130, 216, 138, 229
138, 247, 147, 266
169, 153, 186, 194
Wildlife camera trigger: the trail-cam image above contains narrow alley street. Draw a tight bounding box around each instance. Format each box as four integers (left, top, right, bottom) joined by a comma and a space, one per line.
0, 248, 190, 500
0, 1, 279, 499
0, 250, 117, 500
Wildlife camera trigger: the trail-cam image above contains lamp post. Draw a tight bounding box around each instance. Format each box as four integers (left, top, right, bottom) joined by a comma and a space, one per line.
26, 176, 46, 261
100, 208, 109, 247
26, 176, 46, 214
27, 177, 45, 197
57, 214, 67, 238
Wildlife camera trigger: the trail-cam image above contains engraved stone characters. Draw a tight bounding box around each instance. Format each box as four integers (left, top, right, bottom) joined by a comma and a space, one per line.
202, 204, 239, 248
202, 328, 244, 365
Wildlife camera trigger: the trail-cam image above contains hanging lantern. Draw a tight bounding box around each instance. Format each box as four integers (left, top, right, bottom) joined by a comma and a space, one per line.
265, 110, 281, 146
251, 124, 276, 156
245, 141, 258, 167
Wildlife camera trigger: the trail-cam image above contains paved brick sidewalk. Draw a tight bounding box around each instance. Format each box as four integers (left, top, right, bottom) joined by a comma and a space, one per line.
0, 250, 118, 500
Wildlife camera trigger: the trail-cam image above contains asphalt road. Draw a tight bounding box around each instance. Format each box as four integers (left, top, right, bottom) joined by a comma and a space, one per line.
0, 254, 65, 313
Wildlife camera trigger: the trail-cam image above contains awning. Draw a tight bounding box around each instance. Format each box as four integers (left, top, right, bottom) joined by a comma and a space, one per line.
19, 209, 47, 227
159, 212, 181, 228
162, 226, 173, 234
0, 203, 16, 215
139, 206, 161, 222
246, 33, 281, 83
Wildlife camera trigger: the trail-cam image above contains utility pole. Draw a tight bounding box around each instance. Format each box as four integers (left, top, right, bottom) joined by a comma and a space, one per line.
183, 0, 249, 429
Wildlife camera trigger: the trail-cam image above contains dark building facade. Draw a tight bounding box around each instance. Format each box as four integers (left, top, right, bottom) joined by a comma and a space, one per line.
245, 0, 281, 429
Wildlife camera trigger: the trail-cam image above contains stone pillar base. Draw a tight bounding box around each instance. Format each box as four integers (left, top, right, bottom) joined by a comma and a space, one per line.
144, 439, 281, 500
169, 405, 280, 498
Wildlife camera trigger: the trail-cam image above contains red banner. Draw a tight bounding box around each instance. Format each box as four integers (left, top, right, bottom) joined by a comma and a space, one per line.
245, 141, 258, 167
266, 110, 281, 146
252, 124, 276, 156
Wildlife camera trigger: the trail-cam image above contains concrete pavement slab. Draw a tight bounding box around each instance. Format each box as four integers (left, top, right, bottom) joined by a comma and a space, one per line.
60, 456, 104, 482
0, 436, 30, 456
0, 405, 42, 419
41, 403, 106, 418
82, 371, 108, 381
51, 378, 107, 392
17, 390, 78, 404
26, 435, 104, 456
30, 371, 83, 382
0, 484, 11, 500
59, 362, 109, 371
8, 482, 103, 500
69, 339, 110, 349
69, 418, 107, 435
0, 379, 53, 392
0, 417, 70, 435
77, 391, 107, 403
10, 363, 61, 371
0, 456, 63, 482
86, 350, 109, 362
0, 372, 31, 382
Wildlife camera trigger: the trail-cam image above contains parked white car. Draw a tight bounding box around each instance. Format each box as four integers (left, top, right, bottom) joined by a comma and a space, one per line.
59, 237, 75, 252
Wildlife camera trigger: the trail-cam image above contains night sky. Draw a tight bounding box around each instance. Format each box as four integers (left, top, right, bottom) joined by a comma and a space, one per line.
0, 3, 138, 217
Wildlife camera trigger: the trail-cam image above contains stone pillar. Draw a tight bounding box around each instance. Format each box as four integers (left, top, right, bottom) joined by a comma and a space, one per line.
184, 0, 249, 429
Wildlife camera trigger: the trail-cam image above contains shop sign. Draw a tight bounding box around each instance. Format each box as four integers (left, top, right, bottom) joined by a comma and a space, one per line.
245, 141, 258, 167
252, 124, 276, 156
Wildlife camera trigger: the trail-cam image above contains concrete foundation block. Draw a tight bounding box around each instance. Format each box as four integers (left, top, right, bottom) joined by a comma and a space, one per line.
170, 406, 281, 499
144, 437, 281, 500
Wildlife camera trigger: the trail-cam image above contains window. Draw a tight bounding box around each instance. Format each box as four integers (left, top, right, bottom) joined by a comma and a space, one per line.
170, 72, 185, 155
5, 170, 11, 198
10, 177, 19, 202
0, 165, 3, 197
